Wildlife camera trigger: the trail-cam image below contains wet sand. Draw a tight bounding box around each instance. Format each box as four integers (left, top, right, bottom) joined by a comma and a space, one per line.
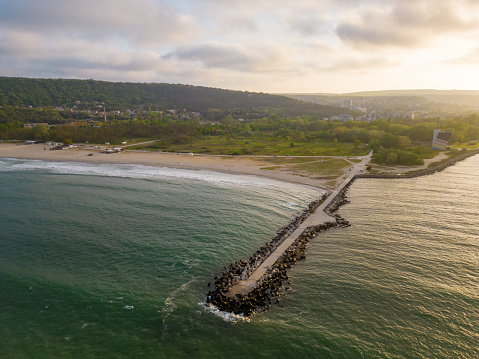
0, 143, 332, 190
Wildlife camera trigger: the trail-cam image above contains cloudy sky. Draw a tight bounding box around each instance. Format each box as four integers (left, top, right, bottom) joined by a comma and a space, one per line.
1, 0, 479, 93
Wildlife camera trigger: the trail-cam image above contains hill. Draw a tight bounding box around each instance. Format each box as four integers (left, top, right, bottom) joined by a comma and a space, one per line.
283, 89, 479, 107
0, 77, 349, 118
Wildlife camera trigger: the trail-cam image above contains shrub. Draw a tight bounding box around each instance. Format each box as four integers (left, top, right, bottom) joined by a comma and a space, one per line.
372, 148, 424, 166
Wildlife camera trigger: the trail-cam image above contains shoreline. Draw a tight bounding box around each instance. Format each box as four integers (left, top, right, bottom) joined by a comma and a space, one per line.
0, 143, 331, 191
2, 143, 477, 192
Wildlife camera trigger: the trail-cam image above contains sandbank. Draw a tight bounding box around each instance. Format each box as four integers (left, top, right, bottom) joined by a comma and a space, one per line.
0, 143, 332, 191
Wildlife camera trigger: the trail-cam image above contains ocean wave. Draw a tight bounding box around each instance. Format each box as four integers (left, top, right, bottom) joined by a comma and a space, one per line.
0, 157, 318, 193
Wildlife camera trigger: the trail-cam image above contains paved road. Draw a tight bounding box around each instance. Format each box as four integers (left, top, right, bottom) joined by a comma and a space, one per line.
118, 140, 160, 148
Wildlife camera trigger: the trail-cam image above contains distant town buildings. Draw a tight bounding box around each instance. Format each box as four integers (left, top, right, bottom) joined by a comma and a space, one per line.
23, 123, 49, 128
289, 94, 472, 121
338, 114, 354, 122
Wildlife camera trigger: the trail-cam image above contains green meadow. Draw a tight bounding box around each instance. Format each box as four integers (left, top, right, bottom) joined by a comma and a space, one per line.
142, 135, 369, 157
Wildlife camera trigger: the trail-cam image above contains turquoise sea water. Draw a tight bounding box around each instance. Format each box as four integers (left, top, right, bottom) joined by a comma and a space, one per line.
1, 156, 478, 358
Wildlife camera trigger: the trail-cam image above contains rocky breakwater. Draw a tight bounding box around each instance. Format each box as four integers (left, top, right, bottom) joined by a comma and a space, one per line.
357, 149, 479, 180
325, 177, 356, 227
206, 221, 338, 316
205, 193, 352, 316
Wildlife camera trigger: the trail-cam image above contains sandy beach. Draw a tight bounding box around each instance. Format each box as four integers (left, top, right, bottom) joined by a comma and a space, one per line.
0, 143, 334, 190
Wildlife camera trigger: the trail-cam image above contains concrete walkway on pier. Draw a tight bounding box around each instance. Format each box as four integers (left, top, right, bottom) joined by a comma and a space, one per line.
226, 152, 372, 298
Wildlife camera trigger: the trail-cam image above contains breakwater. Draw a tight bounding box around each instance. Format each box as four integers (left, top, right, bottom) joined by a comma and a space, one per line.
356, 149, 479, 180
205, 191, 352, 316
205, 195, 334, 312
206, 150, 479, 317
206, 214, 338, 316
327, 150, 479, 219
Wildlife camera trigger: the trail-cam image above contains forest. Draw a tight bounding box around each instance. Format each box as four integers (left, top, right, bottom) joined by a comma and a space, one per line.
0, 77, 351, 118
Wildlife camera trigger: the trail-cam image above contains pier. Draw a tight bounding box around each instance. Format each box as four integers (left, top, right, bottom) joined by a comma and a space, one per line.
206, 152, 372, 315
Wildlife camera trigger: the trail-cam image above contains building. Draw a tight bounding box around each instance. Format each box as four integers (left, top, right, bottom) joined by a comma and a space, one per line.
432, 129, 452, 150
23, 123, 49, 128
338, 114, 354, 122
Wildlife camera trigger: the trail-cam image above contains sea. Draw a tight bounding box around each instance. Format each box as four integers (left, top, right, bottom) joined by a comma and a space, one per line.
0, 155, 478, 359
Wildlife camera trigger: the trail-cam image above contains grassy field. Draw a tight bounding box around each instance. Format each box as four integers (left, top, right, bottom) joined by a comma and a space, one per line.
453, 141, 479, 150
257, 157, 352, 180
140, 135, 369, 157
293, 159, 352, 178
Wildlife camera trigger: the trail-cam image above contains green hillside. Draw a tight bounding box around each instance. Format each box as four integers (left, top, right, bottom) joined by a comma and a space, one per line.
0, 77, 348, 117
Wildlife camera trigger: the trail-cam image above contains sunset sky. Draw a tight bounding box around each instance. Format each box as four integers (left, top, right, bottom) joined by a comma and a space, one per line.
1, 0, 479, 93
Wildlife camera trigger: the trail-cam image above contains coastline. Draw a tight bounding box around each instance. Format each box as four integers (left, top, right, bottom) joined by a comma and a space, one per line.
0, 143, 331, 191
2, 143, 477, 192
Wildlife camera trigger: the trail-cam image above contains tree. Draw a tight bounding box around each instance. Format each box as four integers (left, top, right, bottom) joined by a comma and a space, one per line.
397, 136, 411, 148
343, 128, 361, 142
353, 140, 361, 149
385, 152, 397, 165
332, 126, 348, 139
379, 133, 399, 148
222, 114, 235, 124
449, 130, 464, 144
31, 125, 49, 141
64, 139, 73, 145
409, 123, 436, 142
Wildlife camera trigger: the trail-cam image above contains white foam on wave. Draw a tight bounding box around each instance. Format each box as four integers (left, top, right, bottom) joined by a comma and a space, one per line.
201, 302, 250, 323
0, 157, 319, 193
161, 279, 195, 318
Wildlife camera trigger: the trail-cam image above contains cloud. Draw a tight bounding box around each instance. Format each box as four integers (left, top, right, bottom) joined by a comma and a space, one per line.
446, 47, 479, 65
1, 0, 479, 92
323, 56, 400, 72
0, 28, 167, 79
283, 13, 331, 37
0, 0, 198, 47
165, 42, 290, 73
336, 0, 479, 48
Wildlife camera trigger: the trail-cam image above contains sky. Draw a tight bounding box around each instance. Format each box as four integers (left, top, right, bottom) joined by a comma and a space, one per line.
1, 0, 479, 93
